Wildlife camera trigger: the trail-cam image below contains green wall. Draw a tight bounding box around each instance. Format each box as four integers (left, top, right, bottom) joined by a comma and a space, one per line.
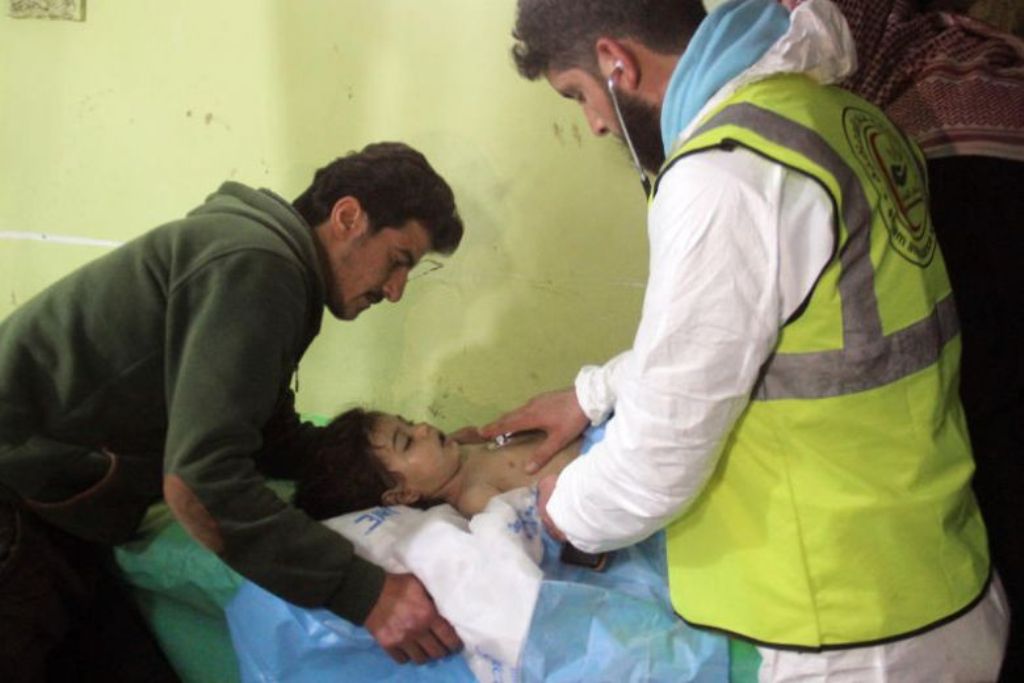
0, 0, 647, 429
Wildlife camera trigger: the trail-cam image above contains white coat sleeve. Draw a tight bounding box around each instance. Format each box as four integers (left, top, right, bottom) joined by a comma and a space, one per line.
574, 350, 632, 425
549, 148, 835, 552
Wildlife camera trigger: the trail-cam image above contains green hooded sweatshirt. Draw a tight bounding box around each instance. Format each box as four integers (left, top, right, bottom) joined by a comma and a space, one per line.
0, 181, 385, 623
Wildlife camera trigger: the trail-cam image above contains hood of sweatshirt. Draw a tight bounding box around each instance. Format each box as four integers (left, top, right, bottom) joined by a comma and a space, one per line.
189, 180, 327, 347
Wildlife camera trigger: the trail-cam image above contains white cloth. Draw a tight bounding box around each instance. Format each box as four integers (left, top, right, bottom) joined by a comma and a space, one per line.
549, 0, 850, 552
324, 488, 543, 683
757, 574, 1010, 682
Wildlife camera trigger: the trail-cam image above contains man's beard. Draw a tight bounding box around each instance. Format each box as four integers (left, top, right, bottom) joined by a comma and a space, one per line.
613, 90, 665, 175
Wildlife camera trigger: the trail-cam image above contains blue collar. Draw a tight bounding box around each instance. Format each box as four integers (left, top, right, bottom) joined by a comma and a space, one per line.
660, 0, 790, 154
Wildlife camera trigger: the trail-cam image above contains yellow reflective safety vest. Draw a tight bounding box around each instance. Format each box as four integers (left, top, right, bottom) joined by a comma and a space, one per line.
660, 74, 990, 649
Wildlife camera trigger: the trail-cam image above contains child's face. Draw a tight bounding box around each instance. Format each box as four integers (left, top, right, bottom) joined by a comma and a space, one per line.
369, 414, 461, 503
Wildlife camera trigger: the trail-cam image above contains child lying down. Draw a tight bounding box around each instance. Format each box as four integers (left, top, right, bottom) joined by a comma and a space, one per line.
228, 413, 731, 682
293, 408, 581, 519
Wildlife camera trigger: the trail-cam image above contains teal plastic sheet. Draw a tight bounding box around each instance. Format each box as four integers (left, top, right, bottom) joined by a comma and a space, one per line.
115, 504, 245, 683
113, 479, 297, 683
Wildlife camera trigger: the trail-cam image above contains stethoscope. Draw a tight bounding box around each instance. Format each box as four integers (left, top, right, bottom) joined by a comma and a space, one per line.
606, 61, 653, 199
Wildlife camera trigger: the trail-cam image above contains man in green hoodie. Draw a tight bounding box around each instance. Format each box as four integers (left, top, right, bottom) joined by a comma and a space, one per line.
0, 141, 465, 680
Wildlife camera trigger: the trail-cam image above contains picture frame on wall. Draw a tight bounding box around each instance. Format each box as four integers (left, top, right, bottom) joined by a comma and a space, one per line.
9, 0, 85, 21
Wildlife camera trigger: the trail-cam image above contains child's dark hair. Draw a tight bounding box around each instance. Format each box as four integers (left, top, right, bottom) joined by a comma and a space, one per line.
293, 408, 393, 520
293, 408, 439, 520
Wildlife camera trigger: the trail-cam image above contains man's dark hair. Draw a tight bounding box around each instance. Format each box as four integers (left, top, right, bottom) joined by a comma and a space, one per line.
511, 0, 705, 80
293, 408, 437, 520
292, 142, 464, 255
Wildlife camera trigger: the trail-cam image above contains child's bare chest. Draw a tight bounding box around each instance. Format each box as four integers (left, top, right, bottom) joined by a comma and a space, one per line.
465, 440, 579, 492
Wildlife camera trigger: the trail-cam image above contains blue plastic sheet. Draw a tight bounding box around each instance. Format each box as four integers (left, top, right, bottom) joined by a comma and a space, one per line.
227, 582, 475, 682
227, 528, 727, 682
521, 531, 729, 682
226, 422, 729, 682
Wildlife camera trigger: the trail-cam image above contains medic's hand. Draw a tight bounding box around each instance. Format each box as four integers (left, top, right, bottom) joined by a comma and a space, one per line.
537, 473, 566, 542
481, 388, 589, 473
364, 573, 462, 664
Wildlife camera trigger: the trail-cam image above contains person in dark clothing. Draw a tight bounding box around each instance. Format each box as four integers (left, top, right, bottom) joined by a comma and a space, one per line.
0, 141, 465, 681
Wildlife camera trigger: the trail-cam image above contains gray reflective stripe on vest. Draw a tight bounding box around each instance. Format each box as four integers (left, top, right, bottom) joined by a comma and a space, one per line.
685, 102, 957, 400
753, 295, 958, 399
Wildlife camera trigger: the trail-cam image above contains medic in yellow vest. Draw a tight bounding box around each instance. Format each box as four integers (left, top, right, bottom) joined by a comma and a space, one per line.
662, 73, 989, 649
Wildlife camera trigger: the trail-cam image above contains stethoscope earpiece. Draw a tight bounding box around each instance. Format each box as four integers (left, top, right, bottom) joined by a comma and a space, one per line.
605, 60, 653, 198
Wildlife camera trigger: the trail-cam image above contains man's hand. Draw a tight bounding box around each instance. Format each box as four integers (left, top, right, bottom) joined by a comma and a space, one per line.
536, 473, 566, 542
364, 573, 462, 664
481, 388, 589, 473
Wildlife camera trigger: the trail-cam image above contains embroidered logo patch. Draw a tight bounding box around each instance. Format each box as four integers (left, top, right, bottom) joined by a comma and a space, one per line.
843, 107, 935, 266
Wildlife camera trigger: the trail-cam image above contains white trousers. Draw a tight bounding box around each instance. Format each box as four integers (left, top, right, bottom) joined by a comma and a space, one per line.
758, 574, 1010, 683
